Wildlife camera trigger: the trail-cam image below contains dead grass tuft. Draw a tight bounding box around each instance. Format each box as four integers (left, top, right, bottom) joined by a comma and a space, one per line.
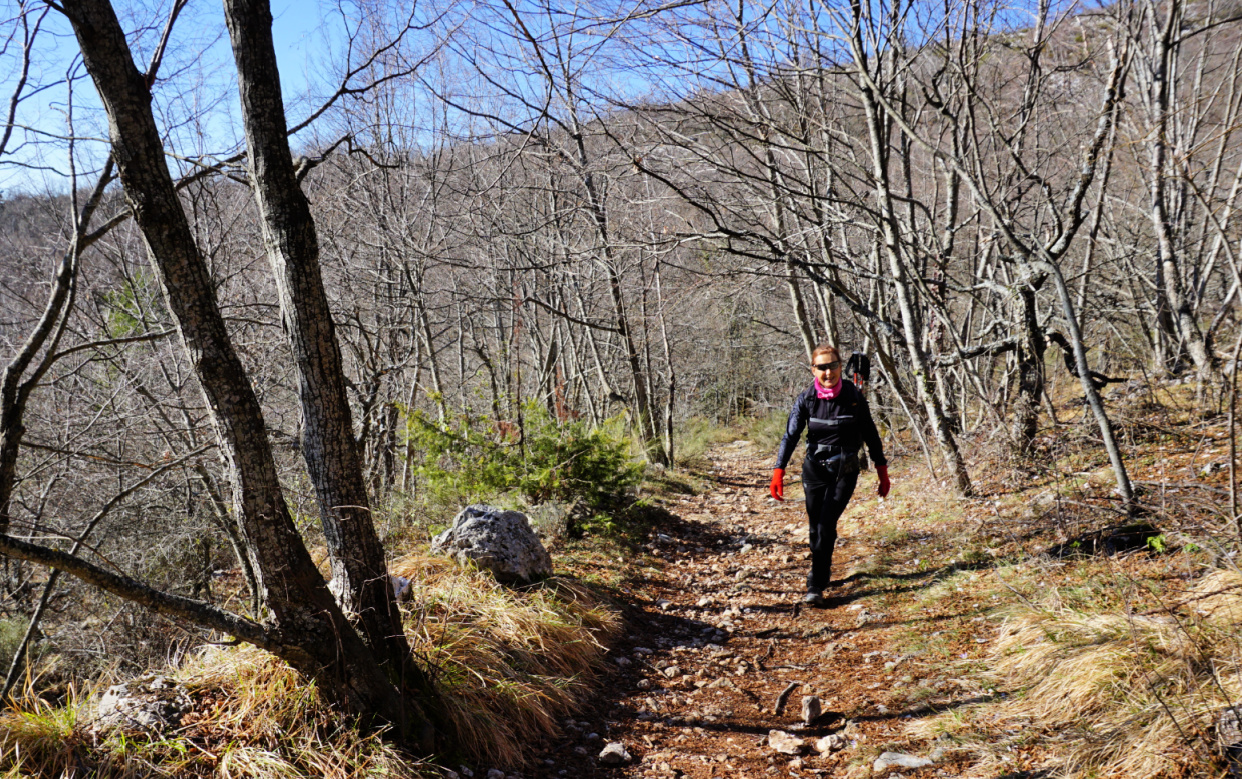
0, 646, 433, 778
0, 685, 87, 778
392, 554, 619, 766
912, 568, 1242, 778
180, 644, 427, 778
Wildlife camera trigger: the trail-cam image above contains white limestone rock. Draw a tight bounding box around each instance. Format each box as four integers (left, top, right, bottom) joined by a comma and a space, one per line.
599, 742, 632, 765
431, 505, 553, 584
768, 729, 805, 755
873, 752, 934, 772
89, 675, 192, 734
801, 695, 823, 725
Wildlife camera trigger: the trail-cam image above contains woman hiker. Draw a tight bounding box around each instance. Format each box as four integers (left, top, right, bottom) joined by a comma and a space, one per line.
769, 344, 891, 608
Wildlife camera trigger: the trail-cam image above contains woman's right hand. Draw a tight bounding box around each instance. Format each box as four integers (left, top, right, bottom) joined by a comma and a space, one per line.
770, 468, 785, 501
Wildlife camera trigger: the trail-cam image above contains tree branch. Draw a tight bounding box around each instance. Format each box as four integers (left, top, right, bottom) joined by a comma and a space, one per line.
0, 533, 273, 649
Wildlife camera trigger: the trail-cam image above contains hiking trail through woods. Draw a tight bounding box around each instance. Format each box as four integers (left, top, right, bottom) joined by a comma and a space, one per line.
522, 440, 996, 779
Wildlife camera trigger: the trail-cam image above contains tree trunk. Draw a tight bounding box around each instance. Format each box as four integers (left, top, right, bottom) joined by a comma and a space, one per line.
566, 110, 668, 464
1145, 0, 1213, 379
1043, 259, 1135, 508
785, 258, 818, 359
1012, 284, 1048, 450
221, 0, 427, 696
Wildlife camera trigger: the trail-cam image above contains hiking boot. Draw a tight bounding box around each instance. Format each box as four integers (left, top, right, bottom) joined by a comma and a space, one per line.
803, 591, 827, 608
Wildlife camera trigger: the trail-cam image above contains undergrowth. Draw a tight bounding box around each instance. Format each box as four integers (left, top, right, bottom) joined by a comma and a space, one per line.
843, 381, 1242, 778
0, 557, 617, 777
0, 616, 30, 677
910, 567, 1242, 778
393, 554, 618, 765
403, 402, 643, 534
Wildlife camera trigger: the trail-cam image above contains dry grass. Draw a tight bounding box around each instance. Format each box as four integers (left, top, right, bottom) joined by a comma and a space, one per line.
180, 645, 425, 778
0, 645, 435, 778
0, 685, 88, 778
393, 554, 619, 766
912, 568, 1242, 778
0, 556, 618, 777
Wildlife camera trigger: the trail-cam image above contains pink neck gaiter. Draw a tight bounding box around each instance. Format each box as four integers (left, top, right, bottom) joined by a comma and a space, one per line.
815, 377, 842, 399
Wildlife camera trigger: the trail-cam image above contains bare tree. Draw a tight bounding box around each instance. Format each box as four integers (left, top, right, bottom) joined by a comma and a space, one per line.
0, 0, 436, 736
220, 0, 427, 692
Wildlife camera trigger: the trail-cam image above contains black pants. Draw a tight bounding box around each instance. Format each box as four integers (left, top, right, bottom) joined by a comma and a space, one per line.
802, 455, 859, 593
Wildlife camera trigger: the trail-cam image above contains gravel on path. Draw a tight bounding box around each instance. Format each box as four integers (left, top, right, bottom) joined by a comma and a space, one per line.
518, 441, 960, 779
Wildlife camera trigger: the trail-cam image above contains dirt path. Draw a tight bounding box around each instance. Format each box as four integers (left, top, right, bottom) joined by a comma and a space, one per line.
523, 441, 984, 779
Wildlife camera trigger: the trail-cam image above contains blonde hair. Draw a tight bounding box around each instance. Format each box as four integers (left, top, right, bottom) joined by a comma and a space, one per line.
811, 343, 840, 362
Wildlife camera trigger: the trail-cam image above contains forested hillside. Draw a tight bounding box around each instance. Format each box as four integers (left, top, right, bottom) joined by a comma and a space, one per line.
2, 0, 1241, 774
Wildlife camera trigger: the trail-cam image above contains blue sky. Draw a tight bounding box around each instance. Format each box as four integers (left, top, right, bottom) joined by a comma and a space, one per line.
0, 0, 333, 195
1, 0, 1085, 196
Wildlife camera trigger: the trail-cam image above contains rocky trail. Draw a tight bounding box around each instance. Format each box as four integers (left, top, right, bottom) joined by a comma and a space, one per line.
520, 441, 997, 779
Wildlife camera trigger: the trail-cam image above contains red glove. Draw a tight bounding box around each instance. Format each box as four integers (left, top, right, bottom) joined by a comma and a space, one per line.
877, 465, 891, 498
770, 468, 785, 501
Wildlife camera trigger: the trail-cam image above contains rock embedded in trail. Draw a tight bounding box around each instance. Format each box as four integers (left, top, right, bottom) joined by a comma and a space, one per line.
598, 742, 633, 765
801, 695, 822, 726
768, 729, 805, 755
814, 733, 848, 752
430, 505, 552, 584
873, 752, 934, 772
855, 607, 883, 627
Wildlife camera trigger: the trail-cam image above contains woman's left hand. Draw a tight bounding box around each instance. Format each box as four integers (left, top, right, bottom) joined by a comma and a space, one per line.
877, 465, 891, 498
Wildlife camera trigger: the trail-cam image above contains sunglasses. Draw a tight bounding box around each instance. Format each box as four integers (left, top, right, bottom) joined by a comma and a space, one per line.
813, 360, 841, 372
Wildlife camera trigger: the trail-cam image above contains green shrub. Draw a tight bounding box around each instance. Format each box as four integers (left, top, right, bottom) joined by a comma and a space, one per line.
0, 615, 30, 671
403, 403, 643, 522
102, 270, 162, 338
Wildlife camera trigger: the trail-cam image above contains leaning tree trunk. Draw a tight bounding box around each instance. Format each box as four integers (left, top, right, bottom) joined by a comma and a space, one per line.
59, 0, 417, 734
564, 105, 668, 464
1043, 259, 1135, 508
221, 0, 428, 696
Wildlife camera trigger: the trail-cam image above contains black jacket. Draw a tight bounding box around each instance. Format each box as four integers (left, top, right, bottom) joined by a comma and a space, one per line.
774, 380, 887, 470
